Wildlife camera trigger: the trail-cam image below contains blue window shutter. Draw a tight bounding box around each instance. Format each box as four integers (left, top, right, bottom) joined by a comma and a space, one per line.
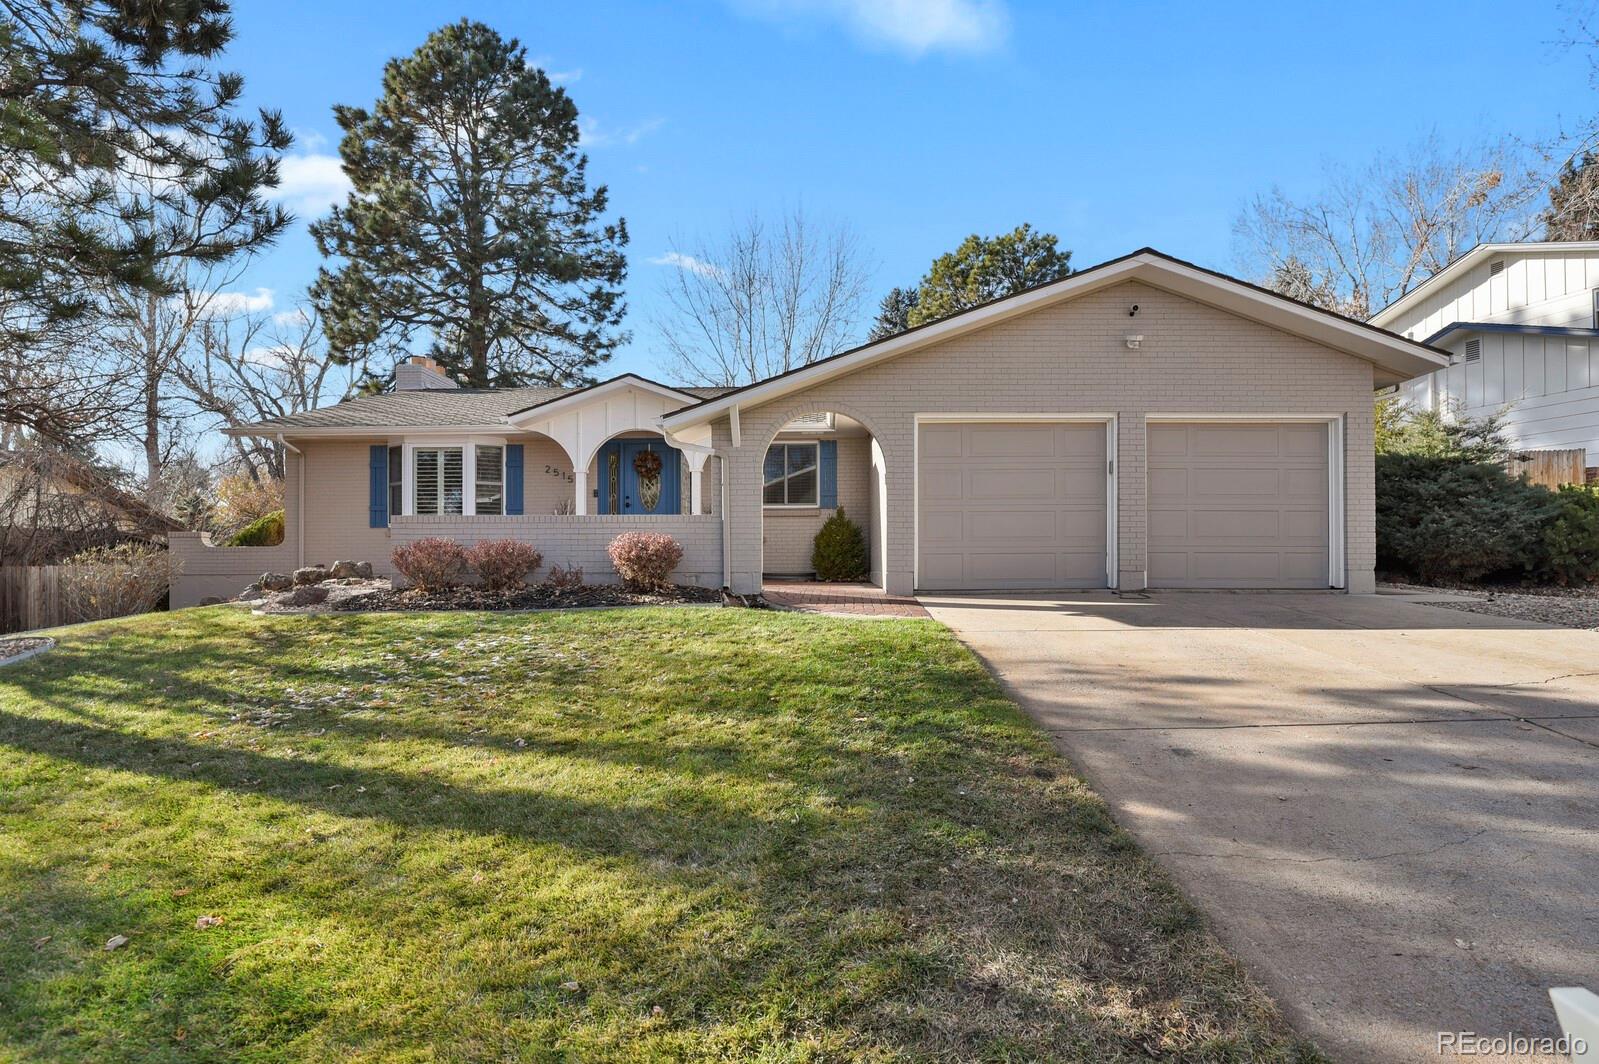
368, 445, 387, 528
505, 444, 524, 515
819, 440, 838, 508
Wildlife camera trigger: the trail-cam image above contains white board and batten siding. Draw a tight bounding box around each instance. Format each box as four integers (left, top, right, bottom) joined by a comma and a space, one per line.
1382, 246, 1599, 463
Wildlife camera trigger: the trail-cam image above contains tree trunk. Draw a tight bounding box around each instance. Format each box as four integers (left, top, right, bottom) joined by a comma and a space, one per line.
142, 292, 163, 501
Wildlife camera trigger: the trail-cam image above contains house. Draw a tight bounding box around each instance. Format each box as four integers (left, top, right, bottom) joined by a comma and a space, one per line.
169, 248, 1447, 606
1370, 240, 1599, 475
1, 448, 182, 565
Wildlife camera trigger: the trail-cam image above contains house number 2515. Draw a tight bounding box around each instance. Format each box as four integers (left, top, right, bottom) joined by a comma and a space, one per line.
544, 465, 574, 483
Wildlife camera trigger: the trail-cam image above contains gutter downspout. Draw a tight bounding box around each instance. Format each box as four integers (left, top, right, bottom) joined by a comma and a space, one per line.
278, 434, 305, 569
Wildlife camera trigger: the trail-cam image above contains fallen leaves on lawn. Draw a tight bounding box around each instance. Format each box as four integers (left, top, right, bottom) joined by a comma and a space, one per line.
104, 934, 129, 951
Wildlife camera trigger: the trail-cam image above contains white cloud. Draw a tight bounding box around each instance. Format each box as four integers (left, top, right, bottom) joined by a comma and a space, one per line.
272, 306, 312, 329
550, 68, 583, 85
271, 153, 353, 218
578, 116, 665, 148
242, 344, 296, 369
202, 287, 276, 317
649, 251, 722, 278
731, 0, 1009, 55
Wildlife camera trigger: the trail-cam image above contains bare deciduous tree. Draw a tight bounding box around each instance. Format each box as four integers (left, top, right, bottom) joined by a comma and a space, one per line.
178, 304, 360, 481
1234, 135, 1544, 319
653, 208, 870, 387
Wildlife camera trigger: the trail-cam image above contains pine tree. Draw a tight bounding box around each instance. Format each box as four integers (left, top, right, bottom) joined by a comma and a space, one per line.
868, 286, 919, 341
904, 225, 1072, 329
310, 20, 629, 388
1543, 151, 1599, 241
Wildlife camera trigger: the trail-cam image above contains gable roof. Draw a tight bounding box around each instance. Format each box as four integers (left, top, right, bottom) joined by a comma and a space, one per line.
662, 247, 1451, 432
231, 377, 732, 436
1369, 241, 1599, 330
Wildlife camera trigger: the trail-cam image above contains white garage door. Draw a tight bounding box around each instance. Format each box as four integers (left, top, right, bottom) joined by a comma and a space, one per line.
1147, 422, 1330, 589
917, 421, 1108, 590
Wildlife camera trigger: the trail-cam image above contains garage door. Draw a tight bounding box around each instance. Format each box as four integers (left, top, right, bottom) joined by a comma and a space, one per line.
1147, 422, 1330, 589
917, 421, 1108, 590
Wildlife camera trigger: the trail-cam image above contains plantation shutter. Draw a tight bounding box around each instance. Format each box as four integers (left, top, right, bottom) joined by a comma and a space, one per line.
506, 444, 524, 515
819, 439, 838, 508
368, 445, 387, 528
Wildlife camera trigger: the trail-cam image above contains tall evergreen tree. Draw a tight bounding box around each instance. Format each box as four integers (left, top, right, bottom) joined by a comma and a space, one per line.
311, 20, 628, 388
868, 285, 919, 341
1, 0, 290, 442
908, 225, 1072, 327
1543, 151, 1599, 241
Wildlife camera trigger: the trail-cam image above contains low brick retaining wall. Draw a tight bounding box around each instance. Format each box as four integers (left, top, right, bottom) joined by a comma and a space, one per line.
389, 515, 724, 588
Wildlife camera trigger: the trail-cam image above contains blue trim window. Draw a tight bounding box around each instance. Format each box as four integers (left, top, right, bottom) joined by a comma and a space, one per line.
474, 445, 504, 515
764, 442, 819, 506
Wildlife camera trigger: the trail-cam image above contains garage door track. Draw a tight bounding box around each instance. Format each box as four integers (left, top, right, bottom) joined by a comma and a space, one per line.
923, 590, 1599, 1063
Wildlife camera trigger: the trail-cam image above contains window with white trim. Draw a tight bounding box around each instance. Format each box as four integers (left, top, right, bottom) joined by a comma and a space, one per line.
387, 446, 402, 518
413, 447, 464, 515
474, 445, 504, 515
763, 442, 818, 506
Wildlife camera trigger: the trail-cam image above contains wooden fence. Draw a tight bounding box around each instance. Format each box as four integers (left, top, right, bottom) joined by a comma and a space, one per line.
1508, 448, 1589, 490
0, 565, 73, 634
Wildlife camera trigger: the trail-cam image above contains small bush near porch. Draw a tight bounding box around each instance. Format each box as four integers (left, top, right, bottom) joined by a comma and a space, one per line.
0, 609, 1312, 1061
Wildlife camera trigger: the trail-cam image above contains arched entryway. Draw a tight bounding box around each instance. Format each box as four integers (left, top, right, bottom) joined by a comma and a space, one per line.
751, 406, 889, 589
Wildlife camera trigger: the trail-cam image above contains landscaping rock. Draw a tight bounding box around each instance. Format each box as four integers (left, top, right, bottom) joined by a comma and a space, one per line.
259, 571, 293, 592
354, 561, 374, 579
277, 585, 329, 607
239, 582, 263, 600
331, 560, 362, 579
293, 566, 330, 586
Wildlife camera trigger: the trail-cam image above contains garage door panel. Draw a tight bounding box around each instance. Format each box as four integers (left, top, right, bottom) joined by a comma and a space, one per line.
968, 424, 1057, 457
1148, 422, 1330, 589
966, 509, 1057, 541
918, 421, 1108, 591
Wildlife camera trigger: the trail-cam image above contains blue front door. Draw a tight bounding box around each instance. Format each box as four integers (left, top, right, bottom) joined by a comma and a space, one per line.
600, 439, 681, 514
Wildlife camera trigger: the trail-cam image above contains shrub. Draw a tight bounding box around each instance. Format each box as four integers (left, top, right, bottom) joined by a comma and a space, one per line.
545, 564, 584, 590
1539, 485, 1599, 585
391, 537, 470, 591
226, 510, 284, 546
607, 532, 683, 591
811, 507, 868, 581
467, 539, 543, 590
59, 542, 172, 621
1376, 454, 1556, 583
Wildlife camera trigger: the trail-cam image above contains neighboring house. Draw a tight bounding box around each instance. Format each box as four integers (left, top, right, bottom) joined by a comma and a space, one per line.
1370, 241, 1599, 472
1, 449, 181, 564
170, 248, 1447, 606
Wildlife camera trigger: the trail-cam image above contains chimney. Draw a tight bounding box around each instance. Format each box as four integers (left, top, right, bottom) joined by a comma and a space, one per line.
394, 356, 460, 391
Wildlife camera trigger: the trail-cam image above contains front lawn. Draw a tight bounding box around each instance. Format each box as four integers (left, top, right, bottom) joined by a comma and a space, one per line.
0, 607, 1315, 1061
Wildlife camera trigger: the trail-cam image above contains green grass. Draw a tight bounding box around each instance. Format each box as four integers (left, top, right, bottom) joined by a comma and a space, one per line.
0, 607, 1317, 1062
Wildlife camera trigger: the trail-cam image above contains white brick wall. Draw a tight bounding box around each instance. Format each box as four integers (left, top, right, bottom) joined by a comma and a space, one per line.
390, 515, 723, 587
715, 281, 1378, 595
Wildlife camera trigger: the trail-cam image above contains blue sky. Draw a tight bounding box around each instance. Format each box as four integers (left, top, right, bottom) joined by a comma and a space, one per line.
225, 0, 1592, 381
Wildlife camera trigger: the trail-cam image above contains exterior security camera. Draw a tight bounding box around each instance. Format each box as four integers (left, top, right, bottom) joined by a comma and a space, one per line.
1129, 304, 1140, 317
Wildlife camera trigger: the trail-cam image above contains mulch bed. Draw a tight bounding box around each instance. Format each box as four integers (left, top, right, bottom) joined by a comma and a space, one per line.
0, 637, 54, 664
331, 583, 724, 613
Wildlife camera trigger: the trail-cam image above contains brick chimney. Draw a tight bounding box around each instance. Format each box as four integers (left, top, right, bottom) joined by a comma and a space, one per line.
394, 356, 460, 391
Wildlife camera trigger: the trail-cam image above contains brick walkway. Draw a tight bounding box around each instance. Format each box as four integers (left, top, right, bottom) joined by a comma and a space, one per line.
762, 581, 930, 619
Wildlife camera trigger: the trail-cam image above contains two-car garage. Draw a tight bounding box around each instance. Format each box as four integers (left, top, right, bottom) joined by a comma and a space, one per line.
915, 418, 1336, 592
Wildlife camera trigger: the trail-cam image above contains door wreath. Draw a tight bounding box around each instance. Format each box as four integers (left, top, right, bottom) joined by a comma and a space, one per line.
632, 449, 663, 479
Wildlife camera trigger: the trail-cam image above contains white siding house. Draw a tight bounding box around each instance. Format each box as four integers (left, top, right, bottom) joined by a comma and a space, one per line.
1370, 242, 1599, 466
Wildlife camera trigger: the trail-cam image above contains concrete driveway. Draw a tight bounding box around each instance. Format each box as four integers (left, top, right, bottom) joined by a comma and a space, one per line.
921, 590, 1599, 1064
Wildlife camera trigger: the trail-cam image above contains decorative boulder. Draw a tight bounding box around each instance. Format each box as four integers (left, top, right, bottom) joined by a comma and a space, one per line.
259, 571, 293, 592
278, 585, 329, 607
239, 582, 263, 600
330, 560, 362, 579
354, 561, 374, 579
293, 565, 330, 586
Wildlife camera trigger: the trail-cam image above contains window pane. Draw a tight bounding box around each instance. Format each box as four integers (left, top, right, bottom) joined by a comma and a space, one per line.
415, 450, 439, 514
387, 446, 403, 519
763, 445, 787, 504
475, 446, 503, 515
786, 467, 817, 505
442, 448, 463, 515
787, 444, 817, 476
